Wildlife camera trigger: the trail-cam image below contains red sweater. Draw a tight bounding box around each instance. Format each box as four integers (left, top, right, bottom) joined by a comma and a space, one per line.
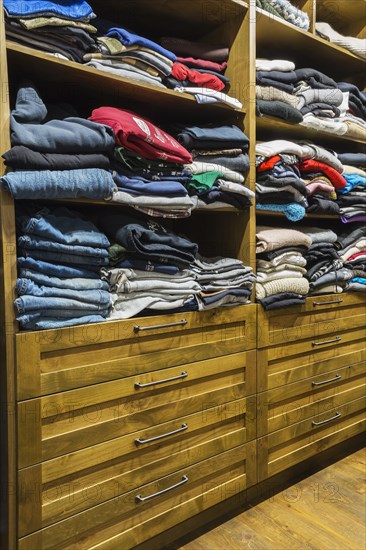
171, 62, 225, 91
300, 159, 347, 189
89, 107, 192, 164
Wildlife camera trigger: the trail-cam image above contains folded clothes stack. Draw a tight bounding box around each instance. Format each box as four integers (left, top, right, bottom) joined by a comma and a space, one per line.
84, 17, 176, 89
1, 85, 115, 200
256, 226, 311, 309
15, 206, 111, 330
336, 161, 366, 224
256, 145, 308, 221
255, 139, 345, 220
300, 227, 347, 294
4, 0, 98, 62
256, 0, 310, 30
99, 212, 254, 318
174, 123, 253, 209
316, 22, 366, 60
335, 225, 366, 292
256, 59, 303, 123
88, 105, 195, 217
160, 36, 242, 109
192, 255, 255, 309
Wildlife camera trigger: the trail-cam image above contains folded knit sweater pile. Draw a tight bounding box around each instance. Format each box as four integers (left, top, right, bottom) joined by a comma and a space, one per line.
256, 0, 310, 30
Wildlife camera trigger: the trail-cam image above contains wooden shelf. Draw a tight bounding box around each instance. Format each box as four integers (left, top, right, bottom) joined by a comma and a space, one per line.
6, 42, 246, 121
256, 7, 365, 87
256, 209, 340, 220
256, 115, 366, 148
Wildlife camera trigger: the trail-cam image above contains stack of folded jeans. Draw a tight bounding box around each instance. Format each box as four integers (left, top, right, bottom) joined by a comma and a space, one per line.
1, 85, 115, 200
99, 212, 200, 318
298, 158, 346, 215
4, 0, 98, 62
160, 37, 240, 108
88, 105, 195, 217
192, 255, 255, 309
256, 226, 311, 308
256, 0, 310, 30
256, 59, 303, 123
15, 206, 111, 330
174, 123, 253, 209
300, 227, 348, 294
336, 164, 366, 224
336, 152, 366, 224
84, 19, 176, 89
255, 150, 308, 221
336, 225, 366, 291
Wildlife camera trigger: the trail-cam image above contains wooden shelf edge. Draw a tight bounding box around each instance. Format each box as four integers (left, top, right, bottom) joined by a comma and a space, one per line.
6, 41, 246, 115
256, 209, 340, 220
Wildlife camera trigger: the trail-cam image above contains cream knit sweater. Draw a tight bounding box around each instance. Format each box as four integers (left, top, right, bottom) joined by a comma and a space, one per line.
256, 226, 312, 253
256, 277, 310, 299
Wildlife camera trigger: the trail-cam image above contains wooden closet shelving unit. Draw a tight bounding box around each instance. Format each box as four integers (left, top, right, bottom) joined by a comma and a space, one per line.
0, 0, 365, 548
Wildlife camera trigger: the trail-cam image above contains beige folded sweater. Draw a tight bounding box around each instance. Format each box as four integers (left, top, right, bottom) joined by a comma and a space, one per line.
256, 277, 310, 299
256, 226, 312, 253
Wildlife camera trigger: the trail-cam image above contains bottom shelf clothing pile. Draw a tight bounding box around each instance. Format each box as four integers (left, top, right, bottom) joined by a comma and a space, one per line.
98, 212, 255, 320
15, 206, 112, 330
14, 206, 255, 329
256, 224, 366, 309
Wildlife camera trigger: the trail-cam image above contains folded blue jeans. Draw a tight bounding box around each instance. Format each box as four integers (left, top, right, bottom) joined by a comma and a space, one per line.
3, 0, 94, 19
16, 279, 110, 304
19, 206, 110, 247
2, 169, 115, 200
20, 248, 107, 268
15, 295, 111, 315
18, 269, 109, 290
19, 235, 109, 260
17, 314, 107, 331
17, 256, 101, 278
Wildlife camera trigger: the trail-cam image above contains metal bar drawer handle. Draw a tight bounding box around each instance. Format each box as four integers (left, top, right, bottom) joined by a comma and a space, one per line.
134, 319, 187, 333
135, 371, 188, 389
313, 299, 343, 306
312, 374, 342, 387
312, 412, 341, 427
312, 336, 341, 346
135, 475, 189, 503
135, 423, 188, 446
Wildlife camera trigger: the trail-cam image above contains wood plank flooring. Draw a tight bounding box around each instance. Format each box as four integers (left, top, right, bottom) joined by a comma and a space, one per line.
175, 448, 366, 550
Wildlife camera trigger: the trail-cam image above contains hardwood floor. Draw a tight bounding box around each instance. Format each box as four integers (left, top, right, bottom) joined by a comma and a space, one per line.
175, 448, 366, 550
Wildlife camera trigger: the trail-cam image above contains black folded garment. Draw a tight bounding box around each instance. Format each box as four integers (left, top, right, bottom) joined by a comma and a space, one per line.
337, 82, 366, 119
301, 103, 341, 118
256, 100, 303, 123
98, 212, 198, 268
2, 145, 111, 170
337, 153, 366, 168
198, 189, 251, 209
294, 68, 337, 89
257, 246, 308, 261
257, 292, 306, 310
307, 195, 340, 215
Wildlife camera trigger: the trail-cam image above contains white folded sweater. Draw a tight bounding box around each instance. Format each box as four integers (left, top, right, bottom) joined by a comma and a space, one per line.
256, 277, 310, 299
316, 22, 366, 60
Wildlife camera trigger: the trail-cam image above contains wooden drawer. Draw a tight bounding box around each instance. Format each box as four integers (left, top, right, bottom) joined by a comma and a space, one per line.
257, 293, 365, 348
16, 305, 257, 400
258, 361, 366, 435
18, 350, 256, 468
258, 397, 366, 481
258, 336, 366, 392
19, 440, 256, 549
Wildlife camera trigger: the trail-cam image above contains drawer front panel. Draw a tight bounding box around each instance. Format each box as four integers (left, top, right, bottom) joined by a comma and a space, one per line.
258, 294, 365, 348
258, 362, 366, 435
19, 441, 256, 549
18, 352, 256, 467
258, 341, 366, 392
258, 397, 366, 481
18, 406, 253, 535
16, 305, 257, 400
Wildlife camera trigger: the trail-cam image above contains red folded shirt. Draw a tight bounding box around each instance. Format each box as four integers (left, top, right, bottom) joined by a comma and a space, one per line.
300, 159, 347, 189
89, 107, 192, 164
258, 155, 282, 172
177, 56, 227, 73
171, 62, 225, 91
